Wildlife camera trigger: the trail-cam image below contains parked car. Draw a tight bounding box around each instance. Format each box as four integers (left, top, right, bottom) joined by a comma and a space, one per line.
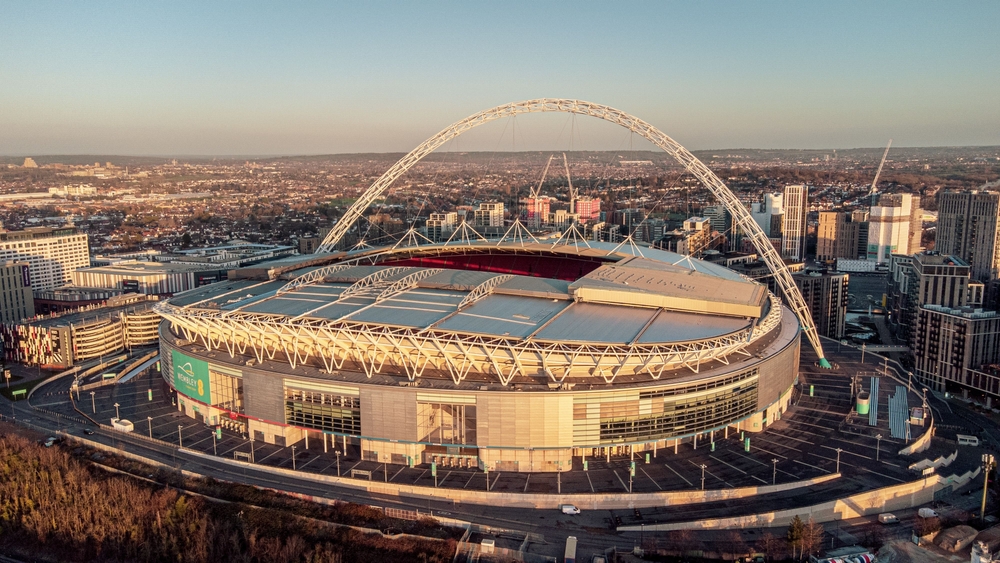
43, 437, 56, 447
560, 504, 581, 515
918, 508, 939, 518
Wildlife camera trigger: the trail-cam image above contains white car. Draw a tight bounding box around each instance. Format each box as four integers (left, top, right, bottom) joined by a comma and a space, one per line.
43, 437, 57, 448
560, 504, 581, 515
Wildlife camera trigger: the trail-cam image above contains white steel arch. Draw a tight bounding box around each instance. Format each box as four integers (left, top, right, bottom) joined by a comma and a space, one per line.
317, 98, 830, 366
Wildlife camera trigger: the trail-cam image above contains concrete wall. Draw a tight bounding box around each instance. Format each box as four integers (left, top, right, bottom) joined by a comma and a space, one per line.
182, 448, 840, 510
621, 468, 982, 531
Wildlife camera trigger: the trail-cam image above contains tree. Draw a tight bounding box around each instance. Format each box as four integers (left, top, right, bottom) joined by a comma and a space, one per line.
787, 515, 805, 560
182, 232, 192, 248
757, 531, 783, 561
723, 530, 748, 561
801, 517, 824, 559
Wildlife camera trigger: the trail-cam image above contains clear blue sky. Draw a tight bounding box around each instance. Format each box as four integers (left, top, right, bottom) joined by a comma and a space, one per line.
1, 1, 997, 155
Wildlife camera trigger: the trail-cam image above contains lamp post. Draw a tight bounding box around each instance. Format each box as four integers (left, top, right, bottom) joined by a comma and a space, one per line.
700, 464, 707, 491
90, 391, 96, 414
178, 425, 184, 448
982, 454, 995, 525
336, 450, 341, 476
213, 432, 218, 456
113, 402, 120, 420
291, 445, 297, 470
875, 434, 883, 461
772, 458, 779, 485
835, 448, 843, 474
147, 416, 153, 439
861, 343, 866, 364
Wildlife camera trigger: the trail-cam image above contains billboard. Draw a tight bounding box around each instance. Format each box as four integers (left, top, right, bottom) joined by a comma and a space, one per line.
171, 349, 211, 404
21, 264, 30, 287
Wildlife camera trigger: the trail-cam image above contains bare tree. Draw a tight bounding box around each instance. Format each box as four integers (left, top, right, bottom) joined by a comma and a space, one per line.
757, 531, 784, 561
800, 517, 825, 560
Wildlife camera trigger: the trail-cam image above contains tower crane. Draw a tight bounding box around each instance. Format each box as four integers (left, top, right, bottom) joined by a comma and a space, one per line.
868, 139, 893, 203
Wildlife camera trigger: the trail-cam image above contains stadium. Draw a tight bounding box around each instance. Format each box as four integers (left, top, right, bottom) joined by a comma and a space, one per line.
156, 238, 801, 473
154, 99, 822, 475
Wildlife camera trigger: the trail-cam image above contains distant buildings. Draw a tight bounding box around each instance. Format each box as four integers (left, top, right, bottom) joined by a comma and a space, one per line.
751, 192, 784, 239
0, 225, 89, 291
473, 202, 505, 231
426, 212, 458, 242
0, 262, 34, 324
573, 196, 601, 222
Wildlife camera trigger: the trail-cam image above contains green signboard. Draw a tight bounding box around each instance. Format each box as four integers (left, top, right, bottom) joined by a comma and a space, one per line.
171, 350, 211, 404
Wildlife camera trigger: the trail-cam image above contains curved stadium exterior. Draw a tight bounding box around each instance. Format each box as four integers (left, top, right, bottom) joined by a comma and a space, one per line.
156, 240, 800, 473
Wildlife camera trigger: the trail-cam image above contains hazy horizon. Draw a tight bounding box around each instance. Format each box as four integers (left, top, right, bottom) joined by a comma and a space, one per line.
2, 2, 998, 155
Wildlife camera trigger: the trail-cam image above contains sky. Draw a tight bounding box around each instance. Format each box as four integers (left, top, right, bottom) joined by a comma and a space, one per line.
1, 1, 998, 156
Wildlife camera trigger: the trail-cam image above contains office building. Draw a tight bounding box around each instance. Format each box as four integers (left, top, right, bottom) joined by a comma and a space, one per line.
72, 261, 227, 296
936, 190, 1000, 283
521, 197, 551, 229
792, 270, 849, 339
573, 196, 601, 222
0, 262, 34, 324
0, 225, 89, 290
781, 185, 808, 261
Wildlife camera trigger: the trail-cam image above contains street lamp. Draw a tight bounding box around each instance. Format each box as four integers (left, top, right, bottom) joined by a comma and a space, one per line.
335, 450, 341, 476
113, 402, 120, 420
982, 454, 995, 524
178, 425, 184, 448
875, 434, 883, 461
835, 448, 843, 474
147, 416, 153, 439
700, 464, 707, 491
291, 445, 297, 470
90, 391, 96, 414
772, 458, 779, 485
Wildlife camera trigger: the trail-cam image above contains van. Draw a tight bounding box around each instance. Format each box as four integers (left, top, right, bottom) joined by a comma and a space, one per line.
560, 504, 581, 515
918, 508, 938, 518
878, 513, 899, 524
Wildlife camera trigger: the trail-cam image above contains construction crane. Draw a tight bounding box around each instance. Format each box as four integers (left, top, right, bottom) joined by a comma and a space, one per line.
868, 139, 893, 203
563, 153, 577, 213
531, 155, 555, 199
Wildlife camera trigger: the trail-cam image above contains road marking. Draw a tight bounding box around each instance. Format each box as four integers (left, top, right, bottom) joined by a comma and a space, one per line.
792, 459, 828, 472
390, 466, 406, 482
414, 469, 427, 484
463, 472, 476, 489
438, 471, 452, 487
663, 462, 694, 487
710, 454, 767, 484
639, 467, 663, 490
296, 455, 320, 471
612, 469, 629, 492
820, 445, 872, 461
490, 472, 501, 491
257, 448, 283, 464
585, 470, 595, 493
523, 474, 531, 493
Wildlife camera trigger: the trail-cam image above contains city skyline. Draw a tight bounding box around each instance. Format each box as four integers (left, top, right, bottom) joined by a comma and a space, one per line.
2, 1, 999, 156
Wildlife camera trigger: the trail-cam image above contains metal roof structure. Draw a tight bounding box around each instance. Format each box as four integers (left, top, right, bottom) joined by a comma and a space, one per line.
157, 241, 791, 387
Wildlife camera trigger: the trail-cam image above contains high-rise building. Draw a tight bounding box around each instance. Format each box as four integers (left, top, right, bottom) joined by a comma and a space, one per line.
913, 305, 1000, 397
521, 197, 551, 229
792, 270, 849, 339
473, 203, 505, 229
0, 225, 89, 291
817, 210, 866, 261
936, 190, 1000, 283
573, 197, 601, 222
751, 193, 784, 238
867, 194, 920, 264
0, 261, 34, 324
703, 205, 735, 250
426, 212, 458, 242
781, 185, 808, 261
890, 252, 981, 350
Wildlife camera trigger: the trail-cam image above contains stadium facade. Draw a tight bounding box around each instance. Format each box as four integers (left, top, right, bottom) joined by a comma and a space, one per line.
157, 240, 800, 472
